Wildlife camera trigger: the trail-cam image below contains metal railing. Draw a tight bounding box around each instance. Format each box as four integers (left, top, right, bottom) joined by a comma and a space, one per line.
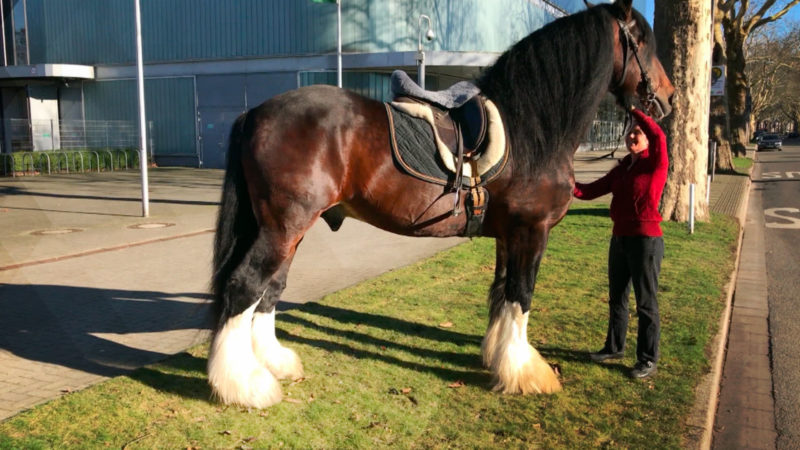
1, 149, 139, 177
5, 118, 142, 152
583, 119, 626, 151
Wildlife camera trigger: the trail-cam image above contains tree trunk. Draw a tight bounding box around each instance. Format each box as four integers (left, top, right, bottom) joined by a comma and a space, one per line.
709, 8, 734, 171
723, 24, 749, 156
654, 0, 712, 222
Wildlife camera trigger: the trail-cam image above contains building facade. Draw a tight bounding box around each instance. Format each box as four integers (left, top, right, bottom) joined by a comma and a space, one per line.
0, 0, 640, 169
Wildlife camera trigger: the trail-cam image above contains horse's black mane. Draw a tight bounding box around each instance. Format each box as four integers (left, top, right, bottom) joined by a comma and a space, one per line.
477, 3, 654, 176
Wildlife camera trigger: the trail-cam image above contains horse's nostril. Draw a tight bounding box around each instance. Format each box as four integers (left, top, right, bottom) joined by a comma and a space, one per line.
668, 93, 674, 106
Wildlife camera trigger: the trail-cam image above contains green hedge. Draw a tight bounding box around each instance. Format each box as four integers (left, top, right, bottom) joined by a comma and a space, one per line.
1, 149, 140, 176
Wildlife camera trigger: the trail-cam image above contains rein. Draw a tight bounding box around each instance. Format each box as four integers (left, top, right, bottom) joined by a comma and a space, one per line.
614, 19, 663, 118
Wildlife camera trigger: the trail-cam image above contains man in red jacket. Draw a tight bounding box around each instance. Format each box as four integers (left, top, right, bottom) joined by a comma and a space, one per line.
573, 106, 667, 379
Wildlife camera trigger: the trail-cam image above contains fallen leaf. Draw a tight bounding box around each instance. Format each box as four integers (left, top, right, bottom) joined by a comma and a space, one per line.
242, 436, 257, 443
380, 345, 387, 351
284, 398, 302, 404
448, 380, 465, 388
218, 430, 232, 436
401, 387, 412, 394
439, 321, 453, 328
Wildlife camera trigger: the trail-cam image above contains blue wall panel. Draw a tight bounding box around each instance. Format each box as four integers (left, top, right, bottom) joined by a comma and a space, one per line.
26, 0, 584, 65
299, 71, 392, 102
83, 78, 196, 155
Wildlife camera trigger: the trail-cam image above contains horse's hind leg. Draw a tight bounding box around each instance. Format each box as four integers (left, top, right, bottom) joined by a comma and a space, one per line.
251, 256, 304, 380
208, 232, 295, 408
481, 226, 562, 394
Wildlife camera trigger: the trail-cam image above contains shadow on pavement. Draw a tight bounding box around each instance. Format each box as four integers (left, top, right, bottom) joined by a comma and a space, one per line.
0, 283, 213, 378
0, 185, 219, 207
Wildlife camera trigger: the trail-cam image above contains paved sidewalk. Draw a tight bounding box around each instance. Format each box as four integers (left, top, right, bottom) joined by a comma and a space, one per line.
712, 154, 777, 450
0, 168, 464, 420
0, 152, 757, 442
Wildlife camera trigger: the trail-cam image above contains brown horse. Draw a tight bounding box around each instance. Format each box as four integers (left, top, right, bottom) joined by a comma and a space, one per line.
209, 0, 674, 408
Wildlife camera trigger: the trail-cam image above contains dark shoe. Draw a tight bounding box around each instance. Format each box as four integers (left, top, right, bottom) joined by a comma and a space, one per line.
630, 360, 657, 379
589, 349, 624, 363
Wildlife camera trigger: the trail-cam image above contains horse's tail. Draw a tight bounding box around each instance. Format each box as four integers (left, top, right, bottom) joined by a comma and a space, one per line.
211, 111, 258, 328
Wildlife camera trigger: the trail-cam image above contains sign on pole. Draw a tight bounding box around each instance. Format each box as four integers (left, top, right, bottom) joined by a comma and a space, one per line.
710, 66, 725, 97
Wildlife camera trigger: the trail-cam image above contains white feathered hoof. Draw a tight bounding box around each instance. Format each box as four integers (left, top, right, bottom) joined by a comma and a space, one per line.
481, 302, 562, 394
251, 310, 304, 380
207, 304, 283, 408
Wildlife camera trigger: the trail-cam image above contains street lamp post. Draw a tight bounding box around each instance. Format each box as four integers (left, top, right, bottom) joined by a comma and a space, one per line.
416, 14, 434, 89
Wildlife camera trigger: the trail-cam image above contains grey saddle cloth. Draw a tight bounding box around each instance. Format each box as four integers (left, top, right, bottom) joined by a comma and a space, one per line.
390, 70, 480, 109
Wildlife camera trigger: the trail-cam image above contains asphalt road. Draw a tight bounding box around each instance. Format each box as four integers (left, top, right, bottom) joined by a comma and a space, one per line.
754, 141, 800, 450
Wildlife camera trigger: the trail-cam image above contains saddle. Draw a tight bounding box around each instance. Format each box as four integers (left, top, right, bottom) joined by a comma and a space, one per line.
394, 95, 488, 160
390, 70, 490, 161
386, 70, 509, 236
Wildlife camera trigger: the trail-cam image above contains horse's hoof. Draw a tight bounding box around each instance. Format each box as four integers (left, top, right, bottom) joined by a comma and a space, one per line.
491, 348, 562, 394
256, 345, 304, 380
209, 365, 283, 409
482, 302, 562, 394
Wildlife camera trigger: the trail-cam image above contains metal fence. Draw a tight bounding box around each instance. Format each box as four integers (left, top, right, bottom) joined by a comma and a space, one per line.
583, 119, 626, 151
4, 118, 143, 152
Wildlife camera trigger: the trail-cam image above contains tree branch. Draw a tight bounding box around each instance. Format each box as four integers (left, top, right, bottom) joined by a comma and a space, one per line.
752, 0, 800, 30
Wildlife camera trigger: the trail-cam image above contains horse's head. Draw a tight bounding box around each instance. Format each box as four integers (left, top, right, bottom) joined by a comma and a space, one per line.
606, 0, 674, 120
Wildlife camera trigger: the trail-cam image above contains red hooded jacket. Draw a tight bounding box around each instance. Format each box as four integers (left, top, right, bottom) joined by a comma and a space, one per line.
573, 109, 668, 237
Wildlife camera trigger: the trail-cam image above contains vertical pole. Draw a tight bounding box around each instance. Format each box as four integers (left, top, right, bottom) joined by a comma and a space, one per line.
336, 0, 342, 88
134, 0, 149, 217
418, 52, 425, 88
689, 183, 696, 234
709, 140, 717, 182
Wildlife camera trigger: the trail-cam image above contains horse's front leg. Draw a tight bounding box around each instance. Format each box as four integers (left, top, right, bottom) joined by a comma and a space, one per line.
481, 224, 562, 394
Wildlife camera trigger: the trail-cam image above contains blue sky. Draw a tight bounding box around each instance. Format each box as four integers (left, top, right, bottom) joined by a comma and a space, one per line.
640, 0, 800, 28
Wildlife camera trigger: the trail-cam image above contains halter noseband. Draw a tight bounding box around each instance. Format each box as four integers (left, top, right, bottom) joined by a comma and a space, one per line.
614, 19, 661, 116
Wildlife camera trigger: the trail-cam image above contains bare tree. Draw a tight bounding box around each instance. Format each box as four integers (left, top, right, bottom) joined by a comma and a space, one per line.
710, 7, 735, 171
654, 0, 713, 222
717, 0, 800, 156
746, 28, 798, 131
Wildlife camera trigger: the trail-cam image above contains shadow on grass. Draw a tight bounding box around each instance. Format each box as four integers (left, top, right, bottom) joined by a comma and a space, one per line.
288, 303, 483, 343
277, 302, 490, 387
566, 207, 610, 217
278, 330, 491, 388
128, 354, 213, 402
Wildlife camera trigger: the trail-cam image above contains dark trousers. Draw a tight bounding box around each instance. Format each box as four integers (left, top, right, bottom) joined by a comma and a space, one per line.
604, 235, 664, 364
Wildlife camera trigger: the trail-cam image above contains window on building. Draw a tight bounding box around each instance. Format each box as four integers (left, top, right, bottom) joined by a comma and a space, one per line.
1, 0, 27, 65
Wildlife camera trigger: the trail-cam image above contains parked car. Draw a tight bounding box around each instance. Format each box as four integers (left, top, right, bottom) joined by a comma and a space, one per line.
752, 129, 767, 142
757, 134, 782, 151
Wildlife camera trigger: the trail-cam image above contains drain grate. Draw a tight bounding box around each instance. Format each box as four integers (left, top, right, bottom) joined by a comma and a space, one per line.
30, 228, 84, 236
128, 222, 176, 230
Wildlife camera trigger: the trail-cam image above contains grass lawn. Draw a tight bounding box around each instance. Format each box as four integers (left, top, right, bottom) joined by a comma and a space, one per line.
0, 203, 739, 449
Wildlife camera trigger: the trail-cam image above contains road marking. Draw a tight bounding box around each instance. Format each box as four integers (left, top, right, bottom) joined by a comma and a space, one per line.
761, 172, 800, 179
765, 208, 800, 229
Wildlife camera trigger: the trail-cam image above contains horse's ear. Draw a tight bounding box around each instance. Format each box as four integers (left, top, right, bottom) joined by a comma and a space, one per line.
613, 0, 633, 20
582, 0, 595, 8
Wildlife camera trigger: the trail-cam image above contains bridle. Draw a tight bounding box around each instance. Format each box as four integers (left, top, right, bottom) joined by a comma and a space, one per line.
614, 19, 663, 118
